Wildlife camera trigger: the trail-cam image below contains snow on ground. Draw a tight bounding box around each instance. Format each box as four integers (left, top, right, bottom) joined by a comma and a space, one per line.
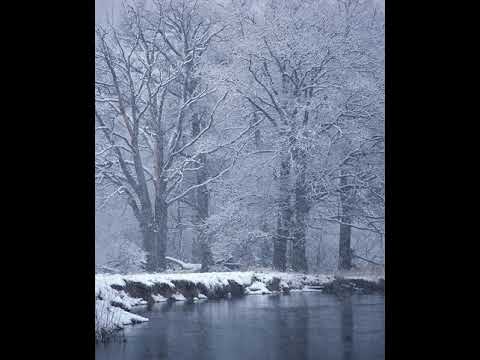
253, 272, 334, 290
340, 273, 384, 282
96, 278, 147, 310
151, 294, 168, 303
170, 293, 187, 301
95, 270, 383, 339
95, 299, 148, 339
245, 281, 272, 295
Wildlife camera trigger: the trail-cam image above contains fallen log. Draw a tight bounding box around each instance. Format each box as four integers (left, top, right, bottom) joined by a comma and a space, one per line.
352, 253, 384, 267
165, 256, 201, 271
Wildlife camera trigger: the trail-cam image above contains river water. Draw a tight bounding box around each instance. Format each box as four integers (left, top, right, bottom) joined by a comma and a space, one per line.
95, 292, 384, 360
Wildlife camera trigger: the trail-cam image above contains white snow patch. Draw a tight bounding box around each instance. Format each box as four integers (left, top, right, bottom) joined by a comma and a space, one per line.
246, 281, 271, 295
152, 294, 168, 302
300, 287, 324, 292
165, 256, 202, 272
95, 299, 148, 332
95, 270, 382, 338
170, 293, 187, 301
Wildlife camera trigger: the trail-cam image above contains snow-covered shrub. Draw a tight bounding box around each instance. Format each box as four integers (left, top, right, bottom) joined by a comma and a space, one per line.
95, 299, 121, 343
97, 236, 146, 274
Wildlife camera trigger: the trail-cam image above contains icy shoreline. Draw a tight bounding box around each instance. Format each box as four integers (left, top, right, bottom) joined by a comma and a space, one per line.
95, 271, 384, 340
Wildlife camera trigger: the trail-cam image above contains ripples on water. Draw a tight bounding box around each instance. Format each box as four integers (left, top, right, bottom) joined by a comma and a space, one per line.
96, 293, 384, 360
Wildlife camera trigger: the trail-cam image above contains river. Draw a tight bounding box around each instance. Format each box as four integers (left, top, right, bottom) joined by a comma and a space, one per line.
96, 292, 384, 360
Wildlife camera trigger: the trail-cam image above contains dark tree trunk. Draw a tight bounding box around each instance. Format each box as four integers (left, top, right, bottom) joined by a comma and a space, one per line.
154, 194, 168, 271
140, 219, 156, 272
273, 152, 292, 271
192, 113, 213, 271
152, 96, 168, 272
273, 217, 288, 271
139, 206, 167, 272
339, 219, 352, 270
252, 110, 262, 148
292, 148, 309, 273
181, 48, 213, 270
196, 164, 213, 271
174, 204, 184, 259
338, 173, 352, 271
259, 222, 272, 267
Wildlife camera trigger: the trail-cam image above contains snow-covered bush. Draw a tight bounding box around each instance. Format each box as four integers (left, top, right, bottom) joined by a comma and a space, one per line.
95, 299, 121, 342
104, 239, 146, 273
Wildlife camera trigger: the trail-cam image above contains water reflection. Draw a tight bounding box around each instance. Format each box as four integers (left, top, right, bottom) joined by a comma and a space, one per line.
96, 293, 384, 360
268, 294, 310, 360
340, 296, 353, 360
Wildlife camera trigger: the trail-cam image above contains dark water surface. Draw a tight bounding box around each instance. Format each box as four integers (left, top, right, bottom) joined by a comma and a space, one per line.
96, 293, 384, 360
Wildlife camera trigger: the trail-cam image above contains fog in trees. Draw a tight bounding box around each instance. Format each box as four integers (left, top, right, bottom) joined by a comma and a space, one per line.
95, 0, 385, 275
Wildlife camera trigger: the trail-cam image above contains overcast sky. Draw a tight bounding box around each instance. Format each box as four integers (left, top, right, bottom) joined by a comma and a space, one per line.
95, 0, 385, 24
95, 0, 117, 24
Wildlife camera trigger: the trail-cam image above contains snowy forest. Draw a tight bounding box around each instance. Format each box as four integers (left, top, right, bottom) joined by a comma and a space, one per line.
95, 0, 385, 276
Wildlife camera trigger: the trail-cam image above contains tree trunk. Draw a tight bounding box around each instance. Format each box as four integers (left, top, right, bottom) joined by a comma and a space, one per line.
252, 110, 262, 148
135, 202, 166, 273
192, 113, 213, 271
292, 148, 309, 273
338, 172, 352, 271
152, 96, 168, 272
154, 194, 168, 271
140, 218, 157, 272
196, 161, 213, 271
181, 49, 213, 269
338, 218, 352, 271
273, 152, 292, 271
175, 204, 184, 259
131, 128, 158, 270
139, 205, 167, 272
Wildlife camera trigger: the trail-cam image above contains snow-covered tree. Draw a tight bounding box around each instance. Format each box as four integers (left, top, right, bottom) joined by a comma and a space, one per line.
95, 0, 256, 271
95, 0, 384, 274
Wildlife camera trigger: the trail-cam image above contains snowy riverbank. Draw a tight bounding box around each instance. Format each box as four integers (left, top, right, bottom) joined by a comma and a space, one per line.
95, 271, 384, 341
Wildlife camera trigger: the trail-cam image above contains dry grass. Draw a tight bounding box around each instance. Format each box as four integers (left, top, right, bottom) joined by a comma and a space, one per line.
95, 299, 125, 343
